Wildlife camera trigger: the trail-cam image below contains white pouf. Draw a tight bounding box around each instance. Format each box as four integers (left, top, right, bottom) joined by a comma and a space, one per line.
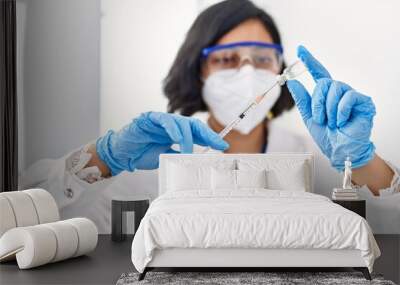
0, 189, 98, 269
0, 218, 98, 269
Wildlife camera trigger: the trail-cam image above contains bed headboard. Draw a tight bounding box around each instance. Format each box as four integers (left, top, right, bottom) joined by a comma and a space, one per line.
159, 153, 314, 195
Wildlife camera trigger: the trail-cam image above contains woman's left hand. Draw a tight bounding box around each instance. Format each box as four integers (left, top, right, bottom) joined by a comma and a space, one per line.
287, 45, 376, 171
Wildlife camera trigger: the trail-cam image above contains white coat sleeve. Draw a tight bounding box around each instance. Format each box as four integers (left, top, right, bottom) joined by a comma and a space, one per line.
377, 161, 400, 196
19, 145, 116, 211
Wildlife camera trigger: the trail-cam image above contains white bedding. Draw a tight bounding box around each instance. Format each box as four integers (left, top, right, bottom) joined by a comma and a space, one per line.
131, 190, 380, 273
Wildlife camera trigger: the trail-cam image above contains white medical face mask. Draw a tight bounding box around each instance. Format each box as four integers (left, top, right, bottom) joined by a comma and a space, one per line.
202, 65, 281, 135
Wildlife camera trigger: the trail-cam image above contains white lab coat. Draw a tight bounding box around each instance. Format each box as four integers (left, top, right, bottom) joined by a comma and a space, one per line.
20, 119, 400, 234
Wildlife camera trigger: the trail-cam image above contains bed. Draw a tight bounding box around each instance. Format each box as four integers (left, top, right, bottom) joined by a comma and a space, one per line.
131, 153, 380, 280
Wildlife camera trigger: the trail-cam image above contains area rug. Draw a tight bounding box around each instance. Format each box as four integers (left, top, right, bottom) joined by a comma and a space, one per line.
116, 271, 396, 285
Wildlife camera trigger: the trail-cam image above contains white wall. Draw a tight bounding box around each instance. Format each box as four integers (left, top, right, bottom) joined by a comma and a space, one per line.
257, 0, 400, 168
101, 0, 400, 168
100, 0, 199, 133
18, 0, 101, 169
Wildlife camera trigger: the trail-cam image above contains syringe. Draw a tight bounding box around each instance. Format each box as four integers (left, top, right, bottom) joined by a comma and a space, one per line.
217, 83, 278, 138
203, 60, 307, 153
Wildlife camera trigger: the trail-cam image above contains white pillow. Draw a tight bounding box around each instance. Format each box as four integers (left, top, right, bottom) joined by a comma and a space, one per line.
266, 163, 306, 191
238, 159, 308, 191
167, 162, 211, 191
211, 168, 236, 190
211, 168, 268, 190
236, 169, 267, 189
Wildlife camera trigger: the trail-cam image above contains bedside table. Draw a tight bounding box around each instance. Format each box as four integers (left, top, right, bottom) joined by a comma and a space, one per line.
332, 199, 366, 218
111, 195, 150, 242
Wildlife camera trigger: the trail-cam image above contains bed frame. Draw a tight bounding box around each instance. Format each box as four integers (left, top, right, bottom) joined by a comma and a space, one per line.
138, 153, 372, 281
139, 248, 371, 280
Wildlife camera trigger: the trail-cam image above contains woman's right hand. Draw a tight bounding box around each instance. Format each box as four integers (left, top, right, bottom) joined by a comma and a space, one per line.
95, 112, 229, 176
287, 46, 376, 172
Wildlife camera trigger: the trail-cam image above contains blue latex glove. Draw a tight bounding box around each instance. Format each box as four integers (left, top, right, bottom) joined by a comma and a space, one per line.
286, 46, 376, 171
96, 112, 229, 175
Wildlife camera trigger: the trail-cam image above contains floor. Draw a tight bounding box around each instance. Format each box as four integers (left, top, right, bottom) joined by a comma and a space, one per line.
0, 235, 398, 285
374, 235, 400, 283
0, 235, 134, 285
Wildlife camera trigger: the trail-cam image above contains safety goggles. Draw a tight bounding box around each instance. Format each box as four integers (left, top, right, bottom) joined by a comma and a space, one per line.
202, 41, 283, 73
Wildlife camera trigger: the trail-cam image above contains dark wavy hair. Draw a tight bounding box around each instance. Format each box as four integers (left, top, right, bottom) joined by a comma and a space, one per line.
163, 0, 294, 118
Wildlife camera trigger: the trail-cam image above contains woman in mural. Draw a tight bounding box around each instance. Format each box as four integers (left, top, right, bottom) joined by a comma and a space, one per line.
21, 0, 399, 234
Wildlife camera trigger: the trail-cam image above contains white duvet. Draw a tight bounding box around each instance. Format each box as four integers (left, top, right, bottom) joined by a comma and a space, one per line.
131, 190, 380, 273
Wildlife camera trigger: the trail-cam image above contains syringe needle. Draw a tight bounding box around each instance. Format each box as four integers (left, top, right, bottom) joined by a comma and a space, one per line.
218, 82, 278, 137
258, 81, 279, 101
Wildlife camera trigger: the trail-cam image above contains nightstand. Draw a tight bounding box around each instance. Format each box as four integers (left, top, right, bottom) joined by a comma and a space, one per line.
332, 199, 366, 218
111, 195, 150, 242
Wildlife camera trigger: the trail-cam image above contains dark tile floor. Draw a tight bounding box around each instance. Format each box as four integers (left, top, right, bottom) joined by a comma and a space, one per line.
0, 235, 399, 285
374, 234, 400, 284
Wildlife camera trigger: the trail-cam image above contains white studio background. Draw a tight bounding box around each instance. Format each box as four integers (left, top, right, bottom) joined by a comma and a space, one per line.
101, 0, 400, 170
17, 0, 101, 171
100, 0, 199, 133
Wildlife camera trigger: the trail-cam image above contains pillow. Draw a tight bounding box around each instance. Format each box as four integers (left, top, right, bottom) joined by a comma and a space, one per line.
236, 169, 267, 189
238, 159, 308, 191
211, 168, 236, 191
166, 162, 211, 191
211, 168, 268, 190
266, 163, 306, 191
